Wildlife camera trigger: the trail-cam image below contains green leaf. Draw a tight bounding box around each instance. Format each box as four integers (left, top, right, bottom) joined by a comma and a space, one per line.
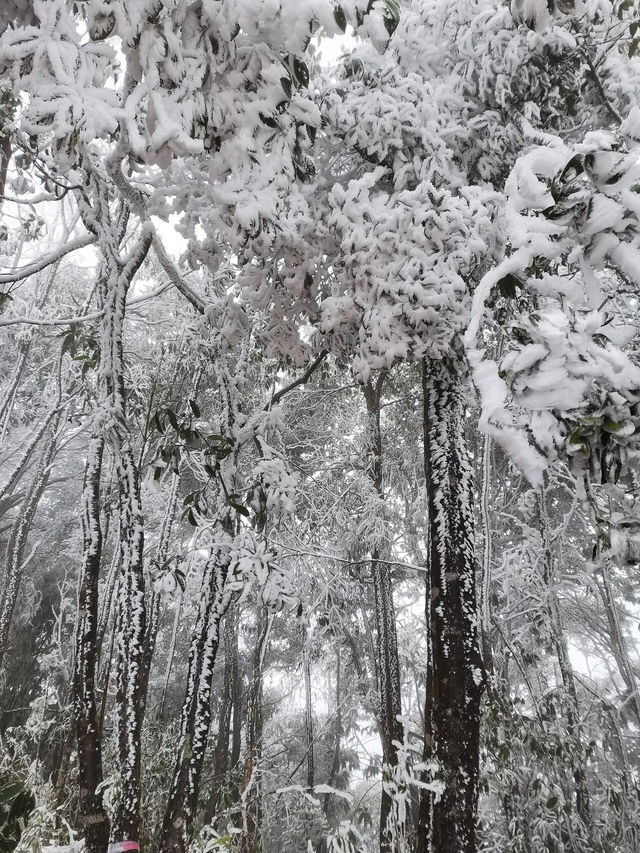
280, 76, 292, 99
259, 112, 279, 128
546, 795, 558, 809
228, 501, 250, 518
333, 4, 347, 32
382, 0, 400, 37
559, 153, 584, 182
618, 0, 635, 19
187, 509, 197, 526
189, 399, 200, 417
292, 57, 310, 88
630, 36, 640, 57
166, 408, 179, 430
603, 418, 621, 432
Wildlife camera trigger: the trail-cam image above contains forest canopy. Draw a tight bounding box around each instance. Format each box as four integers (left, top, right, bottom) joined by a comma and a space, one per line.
2, 1, 640, 852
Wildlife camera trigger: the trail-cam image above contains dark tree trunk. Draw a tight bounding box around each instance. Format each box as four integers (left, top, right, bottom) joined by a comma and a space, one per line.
111, 449, 147, 843
230, 614, 243, 771
72, 436, 110, 853
303, 624, 315, 791
0, 133, 11, 200
420, 359, 486, 853
241, 607, 270, 853
323, 648, 343, 821
160, 532, 233, 853
362, 378, 404, 853
213, 611, 235, 782
200, 608, 240, 827
416, 620, 434, 852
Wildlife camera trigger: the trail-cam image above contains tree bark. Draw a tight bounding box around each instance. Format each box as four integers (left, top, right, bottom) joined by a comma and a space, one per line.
323, 648, 343, 822
72, 436, 110, 853
537, 489, 591, 835
362, 377, 404, 853
75, 172, 152, 844
0, 133, 11, 201
420, 359, 485, 853
139, 472, 180, 714
160, 525, 233, 853
303, 623, 315, 791
111, 449, 147, 843
241, 607, 271, 853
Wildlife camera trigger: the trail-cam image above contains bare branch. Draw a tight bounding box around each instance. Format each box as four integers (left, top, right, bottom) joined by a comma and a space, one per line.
0, 234, 96, 285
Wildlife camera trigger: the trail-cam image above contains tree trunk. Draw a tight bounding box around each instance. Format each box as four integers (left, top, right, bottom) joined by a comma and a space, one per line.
362, 378, 404, 853
323, 648, 343, 822
111, 449, 147, 843
303, 624, 315, 791
75, 175, 152, 843
200, 608, 240, 827
597, 561, 640, 727
230, 611, 243, 771
72, 436, 110, 853
537, 490, 591, 835
0, 133, 11, 200
160, 527, 233, 853
139, 472, 180, 713
241, 607, 271, 853
421, 359, 485, 853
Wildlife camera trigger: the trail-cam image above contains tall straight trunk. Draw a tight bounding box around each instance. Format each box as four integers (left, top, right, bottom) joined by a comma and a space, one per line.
479, 435, 494, 673
362, 378, 404, 853
160, 591, 183, 720
139, 472, 180, 712
201, 609, 240, 827
213, 609, 237, 781
111, 449, 147, 843
0, 133, 11, 200
0, 412, 62, 663
72, 435, 110, 853
160, 526, 233, 853
421, 359, 485, 853
597, 561, 640, 726
537, 490, 591, 834
584, 479, 640, 727
241, 608, 271, 853
302, 624, 315, 791
323, 648, 342, 823
230, 613, 243, 770
416, 617, 434, 852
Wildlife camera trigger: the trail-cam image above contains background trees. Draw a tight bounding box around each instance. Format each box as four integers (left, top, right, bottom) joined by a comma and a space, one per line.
2, 2, 640, 853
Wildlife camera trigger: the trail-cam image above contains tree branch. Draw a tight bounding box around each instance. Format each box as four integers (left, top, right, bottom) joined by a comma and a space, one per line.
265, 350, 329, 409
0, 234, 96, 285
